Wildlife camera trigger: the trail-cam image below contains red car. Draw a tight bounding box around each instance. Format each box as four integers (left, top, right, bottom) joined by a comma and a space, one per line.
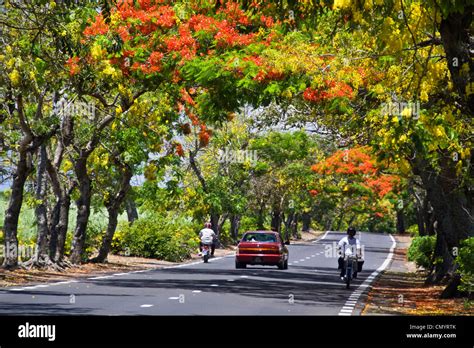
235, 231, 289, 269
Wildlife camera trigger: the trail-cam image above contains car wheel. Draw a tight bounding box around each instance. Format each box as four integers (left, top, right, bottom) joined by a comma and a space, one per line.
236, 261, 246, 269
277, 260, 285, 270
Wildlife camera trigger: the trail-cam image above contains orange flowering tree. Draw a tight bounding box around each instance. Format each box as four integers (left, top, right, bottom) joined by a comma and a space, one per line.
65, 0, 314, 260
310, 146, 402, 231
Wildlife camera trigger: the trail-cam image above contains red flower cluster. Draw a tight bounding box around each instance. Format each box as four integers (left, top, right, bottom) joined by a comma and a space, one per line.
260, 15, 274, 28
303, 80, 354, 103
309, 189, 319, 197
66, 57, 80, 76
214, 21, 255, 48
83, 14, 109, 36
312, 148, 376, 176
198, 124, 210, 147
175, 143, 184, 157
364, 175, 399, 198
217, 1, 251, 26
131, 50, 163, 74
165, 25, 197, 62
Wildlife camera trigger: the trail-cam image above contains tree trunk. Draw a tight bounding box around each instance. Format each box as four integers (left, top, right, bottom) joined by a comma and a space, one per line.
125, 196, 139, 224
396, 209, 406, 234
415, 158, 474, 285
291, 213, 299, 238
210, 212, 220, 236
271, 210, 282, 233
230, 214, 241, 241
439, 7, 474, 114
31, 145, 51, 266
2, 150, 32, 269
70, 156, 92, 264
94, 165, 132, 263
54, 193, 71, 261
95, 205, 119, 263
302, 212, 311, 232
256, 200, 265, 230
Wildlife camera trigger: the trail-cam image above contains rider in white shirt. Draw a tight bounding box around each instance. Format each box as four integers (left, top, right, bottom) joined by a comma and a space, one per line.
337, 227, 361, 279
199, 222, 216, 256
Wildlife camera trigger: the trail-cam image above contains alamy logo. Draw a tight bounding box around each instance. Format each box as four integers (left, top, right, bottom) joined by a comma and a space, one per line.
18, 322, 56, 341
53, 96, 96, 119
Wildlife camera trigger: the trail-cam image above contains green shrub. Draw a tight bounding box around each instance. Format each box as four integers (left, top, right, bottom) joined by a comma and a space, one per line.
84, 222, 106, 260
456, 237, 474, 294
406, 224, 419, 236
407, 235, 436, 269
112, 213, 200, 262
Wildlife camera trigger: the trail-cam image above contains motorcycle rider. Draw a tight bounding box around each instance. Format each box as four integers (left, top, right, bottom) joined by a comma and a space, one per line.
337, 227, 361, 280
199, 222, 216, 257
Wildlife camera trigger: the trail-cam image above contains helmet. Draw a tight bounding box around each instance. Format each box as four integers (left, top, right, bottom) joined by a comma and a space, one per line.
204, 222, 212, 228
347, 227, 356, 236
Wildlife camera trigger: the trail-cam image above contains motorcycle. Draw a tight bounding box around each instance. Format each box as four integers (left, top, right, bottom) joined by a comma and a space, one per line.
342, 248, 359, 289
202, 243, 212, 263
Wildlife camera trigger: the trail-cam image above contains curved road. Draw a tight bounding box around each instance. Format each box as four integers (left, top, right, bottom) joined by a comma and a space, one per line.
0, 231, 395, 315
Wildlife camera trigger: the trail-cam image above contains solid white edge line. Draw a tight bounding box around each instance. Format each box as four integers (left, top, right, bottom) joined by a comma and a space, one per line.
5, 251, 232, 292
337, 233, 396, 317
312, 230, 330, 243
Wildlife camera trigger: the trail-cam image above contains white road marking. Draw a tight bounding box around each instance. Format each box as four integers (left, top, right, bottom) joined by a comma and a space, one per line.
210, 284, 219, 287
227, 279, 235, 282
299, 259, 305, 262
89, 275, 114, 280
9, 288, 24, 291
294, 261, 299, 264
305, 257, 310, 259
337, 233, 396, 317
312, 231, 329, 243
140, 304, 153, 308
113, 273, 129, 276
240, 276, 249, 278
168, 297, 180, 300
192, 290, 202, 293
51, 280, 78, 285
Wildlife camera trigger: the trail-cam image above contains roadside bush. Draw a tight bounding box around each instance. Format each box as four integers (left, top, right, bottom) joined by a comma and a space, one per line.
406, 224, 419, 236
456, 237, 474, 294
112, 213, 199, 262
407, 235, 435, 270
84, 222, 106, 260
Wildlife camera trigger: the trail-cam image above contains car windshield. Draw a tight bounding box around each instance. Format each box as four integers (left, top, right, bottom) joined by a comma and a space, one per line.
243, 233, 277, 243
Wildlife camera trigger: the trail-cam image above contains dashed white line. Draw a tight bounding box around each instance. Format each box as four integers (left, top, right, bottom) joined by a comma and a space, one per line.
140, 304, 154, 308
210, 284, 219, 287
240, 276, 249, 278
168, 297, 180, 300
192, 290, 202, 293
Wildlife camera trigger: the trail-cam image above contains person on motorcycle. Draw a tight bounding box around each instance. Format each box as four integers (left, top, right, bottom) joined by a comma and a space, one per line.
199, 222, 216, 257
337, 227, 361, 280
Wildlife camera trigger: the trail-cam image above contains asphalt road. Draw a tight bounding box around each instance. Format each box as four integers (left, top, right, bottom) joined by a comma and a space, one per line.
0, 231, 395, 315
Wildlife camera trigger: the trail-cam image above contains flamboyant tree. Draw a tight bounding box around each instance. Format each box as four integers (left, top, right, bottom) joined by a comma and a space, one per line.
310, 147, 402, 231
66, 0, 308, 261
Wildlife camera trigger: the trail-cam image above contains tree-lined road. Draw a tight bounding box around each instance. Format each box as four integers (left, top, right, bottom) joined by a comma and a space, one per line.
0, 232, 394, 315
